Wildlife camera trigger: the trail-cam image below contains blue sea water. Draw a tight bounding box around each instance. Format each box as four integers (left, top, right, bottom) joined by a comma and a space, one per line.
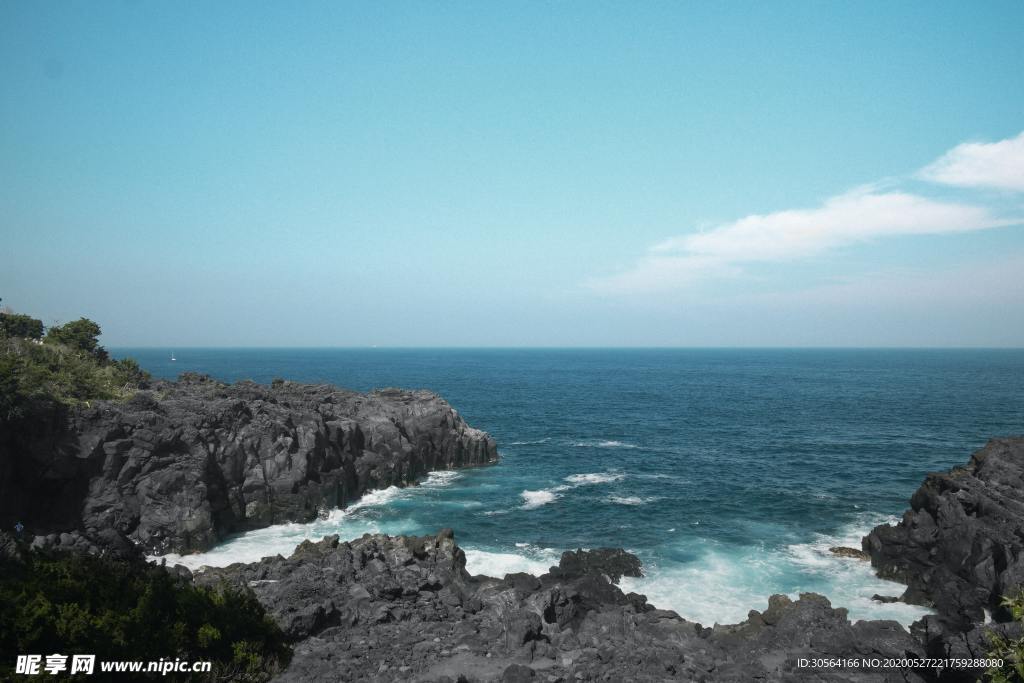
120, 348, 1024, 627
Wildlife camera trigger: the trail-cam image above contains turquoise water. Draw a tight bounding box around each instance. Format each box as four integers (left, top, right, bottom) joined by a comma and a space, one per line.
122, 348, 1024, 627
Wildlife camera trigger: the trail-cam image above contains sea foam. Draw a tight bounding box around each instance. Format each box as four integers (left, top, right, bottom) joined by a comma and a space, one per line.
463, 544, 561, 577
571, 440, 639, 449
520, 489, 558, 509
150, 471, 463, 570
619, 514, 932, 628
606, 495, 659, 506
564, 471, 625, 485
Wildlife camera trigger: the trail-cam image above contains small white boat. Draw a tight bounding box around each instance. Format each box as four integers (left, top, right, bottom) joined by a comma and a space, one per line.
170, 351, 176, 361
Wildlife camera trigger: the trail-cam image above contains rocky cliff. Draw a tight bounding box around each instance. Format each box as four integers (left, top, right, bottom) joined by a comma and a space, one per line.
0, 373, 498, 555
863, 437, 1024, 630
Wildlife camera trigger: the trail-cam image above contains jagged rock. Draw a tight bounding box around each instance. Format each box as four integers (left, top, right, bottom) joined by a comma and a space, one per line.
550, 547, 643, 583
0, 377, 497, 555
863, 437, 1024, 629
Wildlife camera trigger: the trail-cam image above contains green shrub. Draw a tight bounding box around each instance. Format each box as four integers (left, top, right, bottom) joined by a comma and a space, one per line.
0, 549, 291, 681
986, 590, 1024, 682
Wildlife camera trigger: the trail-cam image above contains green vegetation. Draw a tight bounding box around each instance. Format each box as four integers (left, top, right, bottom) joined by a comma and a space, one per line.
45, 318, 109, 361
0, 312, 43, 340
986, 590, 1024, 682
0, 306, 292, 679
0, 547, 291, 681
0, 309, 148, 421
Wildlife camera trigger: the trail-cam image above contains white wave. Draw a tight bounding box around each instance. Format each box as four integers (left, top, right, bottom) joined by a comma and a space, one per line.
619, 514, 931, 628
782, 514, 930, 624
564, 471, 625, 485
420, 470, 462, 487
150, 471, 468, 570
507, 438, 551, 446
346, 485, 406, 511
606, 495, 659, 506
520, 489, 558, 509
463, 544, 561, 577
571, 440, 639, 449
514, 472, 625, 512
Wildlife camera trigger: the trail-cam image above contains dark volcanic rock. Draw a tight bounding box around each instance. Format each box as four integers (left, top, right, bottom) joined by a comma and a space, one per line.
863, 437, 1024, 629
199, 531, 929, 682
0, 376, 497, 555
910, 614, 1023, 683
549, 547, 643, 583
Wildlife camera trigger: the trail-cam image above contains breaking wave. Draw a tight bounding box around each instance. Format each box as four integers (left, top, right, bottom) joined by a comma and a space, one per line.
571, 440, 639, 449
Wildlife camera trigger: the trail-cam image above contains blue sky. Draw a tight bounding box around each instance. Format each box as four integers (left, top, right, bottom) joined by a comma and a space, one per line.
2, 1, 1022, 346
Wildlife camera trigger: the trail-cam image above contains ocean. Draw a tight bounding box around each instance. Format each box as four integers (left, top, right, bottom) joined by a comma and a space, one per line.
118, 348, 1024, 627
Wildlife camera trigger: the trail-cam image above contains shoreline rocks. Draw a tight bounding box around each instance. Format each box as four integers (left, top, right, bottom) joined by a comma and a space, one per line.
863, 437, 1024, 630
196, 530, 929, 682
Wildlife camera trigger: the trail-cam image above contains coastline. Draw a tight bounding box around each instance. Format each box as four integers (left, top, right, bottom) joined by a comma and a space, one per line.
156, 477, 932, 628
6, 372, 1023, 680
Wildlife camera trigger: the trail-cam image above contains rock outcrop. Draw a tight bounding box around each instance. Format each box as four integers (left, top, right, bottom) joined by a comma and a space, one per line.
195, 531, 928, 682
0, 374, 498, 555
863, 437, 1024, 629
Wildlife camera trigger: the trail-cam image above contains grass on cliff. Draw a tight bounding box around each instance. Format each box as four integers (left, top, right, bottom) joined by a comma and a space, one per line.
0, 546, 291, 681
0, 310, 149, 421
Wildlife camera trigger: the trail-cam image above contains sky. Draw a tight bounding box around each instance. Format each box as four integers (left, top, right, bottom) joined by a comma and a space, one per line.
1, 1, 1023, 347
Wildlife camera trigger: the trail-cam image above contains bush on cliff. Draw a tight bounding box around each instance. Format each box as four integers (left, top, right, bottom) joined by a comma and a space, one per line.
44, 318, 109, 361
0, 547, 291, 681
0, 312, 148, 421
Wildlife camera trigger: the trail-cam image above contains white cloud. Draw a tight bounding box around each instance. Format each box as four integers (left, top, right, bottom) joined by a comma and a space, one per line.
588, 188, 1012, 294
918, 131, 1024, 191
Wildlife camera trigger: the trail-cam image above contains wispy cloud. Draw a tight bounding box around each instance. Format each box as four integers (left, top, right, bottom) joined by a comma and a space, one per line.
588, 132, 1023, 295
589, 189, 1010, 294
918, 131, 1024, 191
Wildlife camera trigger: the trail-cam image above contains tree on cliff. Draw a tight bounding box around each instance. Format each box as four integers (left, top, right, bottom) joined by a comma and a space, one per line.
0, 312, 44, 340
44, 317, 108, 361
